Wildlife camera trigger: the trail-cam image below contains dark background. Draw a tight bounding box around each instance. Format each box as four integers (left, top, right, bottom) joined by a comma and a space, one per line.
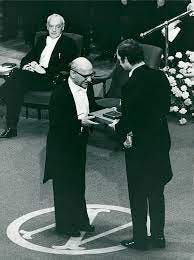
1, 0, 191, 53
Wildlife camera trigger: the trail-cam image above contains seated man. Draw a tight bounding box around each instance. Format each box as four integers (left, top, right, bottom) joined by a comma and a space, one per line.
0, 13, 78, 138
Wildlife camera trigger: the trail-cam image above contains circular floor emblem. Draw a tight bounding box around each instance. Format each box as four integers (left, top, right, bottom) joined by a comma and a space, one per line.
7, 204, 132, 255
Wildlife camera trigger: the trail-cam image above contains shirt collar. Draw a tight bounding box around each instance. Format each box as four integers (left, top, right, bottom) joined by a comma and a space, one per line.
68, 77, 87, 94
46, 34, 61, 44
128, 61, 145, 78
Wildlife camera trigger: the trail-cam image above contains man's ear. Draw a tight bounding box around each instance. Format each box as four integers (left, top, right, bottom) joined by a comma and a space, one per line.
124, 56, 129, 64
70, 70, 75, 79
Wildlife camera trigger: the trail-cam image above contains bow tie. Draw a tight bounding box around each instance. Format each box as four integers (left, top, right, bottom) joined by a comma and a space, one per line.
46, 36, 57, 46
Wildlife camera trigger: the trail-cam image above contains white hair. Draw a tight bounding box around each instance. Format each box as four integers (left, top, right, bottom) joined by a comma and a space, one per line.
47, 14, 65, 27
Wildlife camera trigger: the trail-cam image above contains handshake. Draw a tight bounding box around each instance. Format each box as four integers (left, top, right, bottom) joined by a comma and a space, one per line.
22, 61, 46, 74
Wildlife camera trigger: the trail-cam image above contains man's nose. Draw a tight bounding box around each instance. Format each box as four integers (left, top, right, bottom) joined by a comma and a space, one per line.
52, 26, 57, 31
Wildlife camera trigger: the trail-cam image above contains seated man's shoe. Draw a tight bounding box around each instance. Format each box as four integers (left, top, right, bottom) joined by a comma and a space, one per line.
80, 224, 95, 233
151, 236, 166, 249
121, 239, 148, 251
0, 128, 17, 138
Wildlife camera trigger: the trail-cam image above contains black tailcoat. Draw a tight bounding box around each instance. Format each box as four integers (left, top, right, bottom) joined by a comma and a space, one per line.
43, 80, 95, 231
0, 34, 78, 128
116, 65, 173, 186
20, 33, 78, 76
116, 64, 173, 241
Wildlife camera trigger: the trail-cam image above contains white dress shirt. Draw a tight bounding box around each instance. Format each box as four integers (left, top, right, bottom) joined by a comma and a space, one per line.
128, 61, 145, 78
39, 35, 61, 68
68, 77, 89, 120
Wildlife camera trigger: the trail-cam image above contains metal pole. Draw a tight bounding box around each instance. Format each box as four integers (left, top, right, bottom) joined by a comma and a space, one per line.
140, 10, 192, 39
164, 22, 169, 67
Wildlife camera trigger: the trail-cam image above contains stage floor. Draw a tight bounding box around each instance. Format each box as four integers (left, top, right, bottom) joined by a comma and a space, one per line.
0, 38, 194, 260
0, 117, 193, 259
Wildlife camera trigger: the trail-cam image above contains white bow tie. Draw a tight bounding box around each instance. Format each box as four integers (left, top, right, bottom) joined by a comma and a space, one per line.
46, 36, 57, 46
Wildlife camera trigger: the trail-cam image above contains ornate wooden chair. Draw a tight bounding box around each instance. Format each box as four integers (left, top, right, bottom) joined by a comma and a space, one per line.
142, 44, 163, 70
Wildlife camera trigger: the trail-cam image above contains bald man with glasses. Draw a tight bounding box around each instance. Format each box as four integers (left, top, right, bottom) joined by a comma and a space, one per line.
71, 69, 95, 79
43, 57, 99, 237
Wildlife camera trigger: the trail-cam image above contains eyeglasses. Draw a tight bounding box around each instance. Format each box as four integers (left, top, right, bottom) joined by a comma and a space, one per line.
71, 69, 95, 79
48, 24, 62, 30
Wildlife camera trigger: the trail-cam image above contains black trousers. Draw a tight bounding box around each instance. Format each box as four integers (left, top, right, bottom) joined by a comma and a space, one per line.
52, 135, 90, 232
53, 179, 90, 232
0, 69, 52, 128
128, 181, 165, 243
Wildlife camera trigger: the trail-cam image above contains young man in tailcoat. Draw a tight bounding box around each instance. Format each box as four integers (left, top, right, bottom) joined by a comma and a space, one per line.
114, 39, 173, 250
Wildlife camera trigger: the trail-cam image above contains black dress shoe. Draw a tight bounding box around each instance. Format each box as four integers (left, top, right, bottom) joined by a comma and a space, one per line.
80, 224, 95, 232
121, 239, 148, 251
56, 229, 81, 237
0, 128, 17, 138
151, 236, 166, 249
64, 230, 81, 237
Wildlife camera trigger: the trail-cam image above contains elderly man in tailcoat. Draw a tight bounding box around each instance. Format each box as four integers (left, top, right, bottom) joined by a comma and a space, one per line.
114, 39, 173, 250
0, 13, 78, 138
43, 57, 98, 237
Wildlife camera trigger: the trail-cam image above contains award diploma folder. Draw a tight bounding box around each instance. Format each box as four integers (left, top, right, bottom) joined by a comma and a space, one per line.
103, 110, 121, 119
90, 108, 121, 124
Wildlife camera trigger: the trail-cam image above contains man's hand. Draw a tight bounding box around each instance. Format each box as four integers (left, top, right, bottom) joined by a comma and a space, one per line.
123, 134, 133, 149
121, 0, 127, 6
187, 2, 194, 16
22, 61, 46, 74
22, 62, 36, 72
33, 64, 46, 74
108, 119, 120, 131
81, 115, 99, 127
157, 0, 165, 8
